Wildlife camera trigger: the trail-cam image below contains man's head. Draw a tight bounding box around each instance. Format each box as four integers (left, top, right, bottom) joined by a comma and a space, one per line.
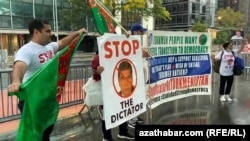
235, 30, 242, 37
131, 23, 147, 35
118, 61, 133, 97
29, 19, 52, 45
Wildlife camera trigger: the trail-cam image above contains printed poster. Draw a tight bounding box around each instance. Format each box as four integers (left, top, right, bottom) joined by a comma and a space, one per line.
145, 31, 212, 109
97, 34, 147, 129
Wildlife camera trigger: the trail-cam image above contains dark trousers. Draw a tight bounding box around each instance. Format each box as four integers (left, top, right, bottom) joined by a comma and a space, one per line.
102, 120, 128, 139
18, 101, 54, 141
219, 75, 234, 95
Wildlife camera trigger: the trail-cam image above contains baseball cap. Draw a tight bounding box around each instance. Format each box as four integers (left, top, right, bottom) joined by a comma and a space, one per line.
131, 23, 147, 34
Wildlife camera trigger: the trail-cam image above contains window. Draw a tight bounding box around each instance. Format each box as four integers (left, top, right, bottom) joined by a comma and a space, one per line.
35, 4, 44, 18
11, 2, 33, 17
177, 15, 183, 23
23, 0, 32, 3
177, 4, 183, 12
0, 0, 10, 15
24, 17, 34, 26
172, 5, 177, 13
166, 5, 172, 12
201, 16, 206, 22
44, 6, 53, 18
155, 18, 161, 26
192, 3, 200, 13
202, 5, 206, 14
34, 0, 43, 4
44, 0, 53, 6
12, 1, 23, 16
172, 16, 177, 24
13, 16, 25, 29
0, 15, 11, 28
192, 3, 196, 13
183, 15, 188, 23
183, 3, 188, 12
56, 0, 62, 7
23, 3, 33, 17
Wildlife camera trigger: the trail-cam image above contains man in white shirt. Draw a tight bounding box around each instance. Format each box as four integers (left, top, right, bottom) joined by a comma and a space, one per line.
231, 30, 243, 49
7, 19, 88, 141
231, 30, 243, 40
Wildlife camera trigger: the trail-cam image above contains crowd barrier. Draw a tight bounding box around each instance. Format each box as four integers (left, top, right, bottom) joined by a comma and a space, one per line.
1, 63, 217, 124
0, 63, 92, 123
240, 52, 250, 76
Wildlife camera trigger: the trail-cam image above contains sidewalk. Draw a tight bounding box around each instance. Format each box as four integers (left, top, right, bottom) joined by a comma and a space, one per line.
1, 72, 250, 141
0, 104, 88, 141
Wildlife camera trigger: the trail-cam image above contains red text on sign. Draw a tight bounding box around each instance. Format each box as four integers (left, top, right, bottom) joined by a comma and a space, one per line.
104, 40, 139, 58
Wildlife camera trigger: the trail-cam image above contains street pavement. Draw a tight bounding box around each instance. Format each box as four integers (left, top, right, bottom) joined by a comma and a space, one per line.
1, 72, 250, 141
3, 46, 246, 141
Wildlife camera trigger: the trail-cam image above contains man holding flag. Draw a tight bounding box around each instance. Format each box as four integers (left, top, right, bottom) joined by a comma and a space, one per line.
7, 19, 87, 141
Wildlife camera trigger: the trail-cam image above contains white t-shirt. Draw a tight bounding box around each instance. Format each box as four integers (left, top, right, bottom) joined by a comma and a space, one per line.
231, 35, 243, 40
15, 41, 58, 82
215, 50, 238, 76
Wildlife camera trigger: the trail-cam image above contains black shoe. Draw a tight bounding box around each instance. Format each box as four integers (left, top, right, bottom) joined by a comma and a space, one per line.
117, 132, 134, 139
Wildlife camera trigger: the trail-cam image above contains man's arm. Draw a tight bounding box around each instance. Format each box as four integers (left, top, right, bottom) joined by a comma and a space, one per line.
237, 39, 247, 54
57, 28, 88, 51
211, 55, 219, 62
8, 61, 27, 93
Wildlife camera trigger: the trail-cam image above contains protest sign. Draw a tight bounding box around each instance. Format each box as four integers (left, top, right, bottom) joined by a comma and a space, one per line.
97, 34, 147, 129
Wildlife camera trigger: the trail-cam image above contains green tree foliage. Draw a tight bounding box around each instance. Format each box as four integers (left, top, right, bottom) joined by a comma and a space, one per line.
120, 0, 171, 21
59, 0, 91, 30
191, 21, 208, 32
216, 7, 245, 28
60, 0, 171, 30
213, 29, 231, 45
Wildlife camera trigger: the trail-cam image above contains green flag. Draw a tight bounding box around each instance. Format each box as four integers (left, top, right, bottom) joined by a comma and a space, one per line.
8, 35, 84, 141
14, 50, 61, 141
88, 0, 117, 35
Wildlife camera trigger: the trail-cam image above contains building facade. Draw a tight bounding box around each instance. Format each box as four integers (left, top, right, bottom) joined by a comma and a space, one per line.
217, 0, 250, 34
217, 0, 239, 11
0, 0, 98, 56
155, 0, 216, 31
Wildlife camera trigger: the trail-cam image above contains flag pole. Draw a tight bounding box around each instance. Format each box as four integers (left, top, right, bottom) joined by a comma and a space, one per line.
95, 0, 129, 35
145, 25, 153, 123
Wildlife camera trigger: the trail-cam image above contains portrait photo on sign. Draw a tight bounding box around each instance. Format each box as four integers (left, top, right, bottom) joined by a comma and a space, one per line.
112, 59, 137, 98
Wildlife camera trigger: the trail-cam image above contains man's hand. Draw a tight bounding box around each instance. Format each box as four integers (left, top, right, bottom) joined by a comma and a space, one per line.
77, 28, 88, 35
8, 83, 21, 93
58, 28, 88, 51
8, 61, 26, 93
142, 48, 152, 58
125, 32, 130, 38
96, 66, 104, 74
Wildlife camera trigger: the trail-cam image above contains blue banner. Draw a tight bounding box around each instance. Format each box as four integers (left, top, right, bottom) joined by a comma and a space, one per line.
148, 54, 211, 83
